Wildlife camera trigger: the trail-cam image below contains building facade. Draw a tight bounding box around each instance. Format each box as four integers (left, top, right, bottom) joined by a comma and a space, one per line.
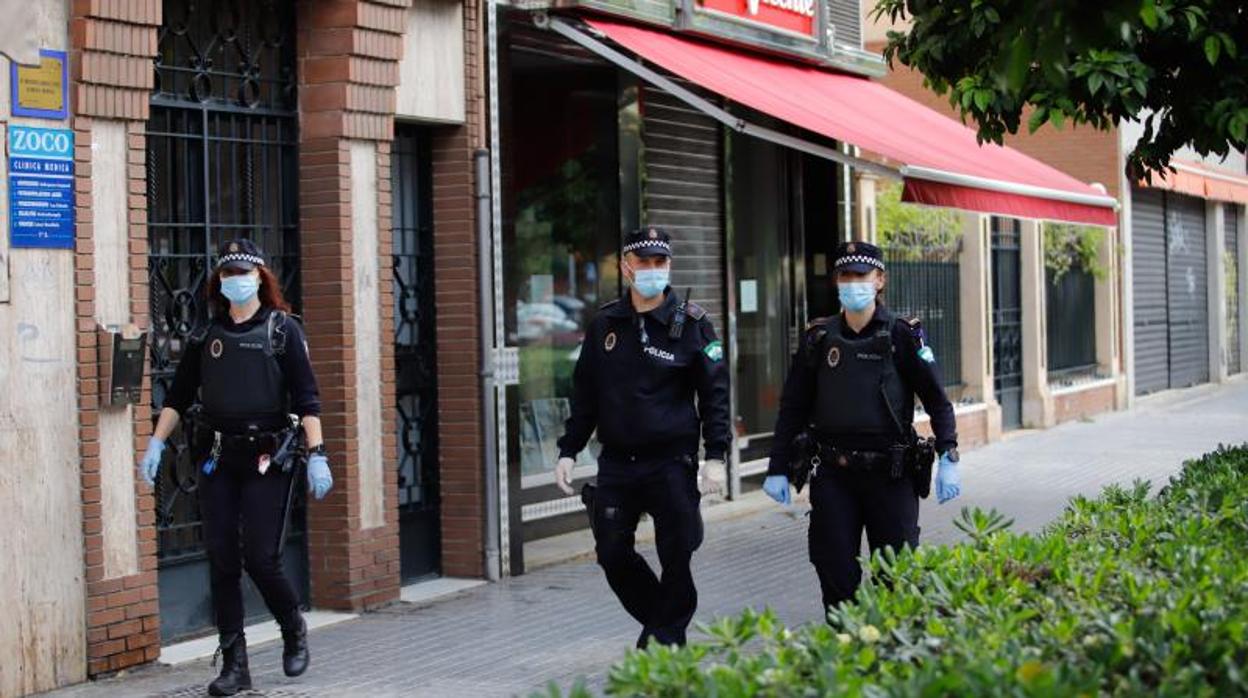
4, 0, 1209, 694
2, 0, 488, 693
864, 12, 1248, 425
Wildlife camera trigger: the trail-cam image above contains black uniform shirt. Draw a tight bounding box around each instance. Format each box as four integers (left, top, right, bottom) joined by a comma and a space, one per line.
164, 306, 322, 431
558, 289, 731, 465
766, 304, 957, 476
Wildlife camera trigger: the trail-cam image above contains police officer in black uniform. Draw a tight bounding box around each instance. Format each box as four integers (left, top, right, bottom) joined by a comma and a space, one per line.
137, 239, 333, 696
555, 226, 731, 648
762, 241, 963, 614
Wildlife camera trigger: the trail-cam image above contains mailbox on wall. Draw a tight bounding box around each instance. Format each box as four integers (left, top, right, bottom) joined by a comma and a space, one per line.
98, 324, 147, 407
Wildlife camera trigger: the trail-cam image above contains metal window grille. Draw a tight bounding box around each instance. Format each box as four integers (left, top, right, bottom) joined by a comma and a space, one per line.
1046, 265, 1098, 384
881, 243, 962, 388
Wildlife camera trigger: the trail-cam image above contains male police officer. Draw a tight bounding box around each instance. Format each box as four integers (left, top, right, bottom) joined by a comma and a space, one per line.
762, 241, 962, 614
555, 226, 731, 648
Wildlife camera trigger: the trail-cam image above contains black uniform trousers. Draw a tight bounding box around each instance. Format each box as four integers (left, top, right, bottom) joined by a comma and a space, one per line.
808, 466, 920, 614
198, 444, 300, 637
590, 458, 704, 648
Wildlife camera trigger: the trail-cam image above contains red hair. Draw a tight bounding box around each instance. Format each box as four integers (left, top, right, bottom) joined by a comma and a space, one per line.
208, 265, 292, 318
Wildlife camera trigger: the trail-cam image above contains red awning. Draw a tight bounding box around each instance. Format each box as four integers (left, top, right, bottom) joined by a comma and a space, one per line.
582, 18, 1118, 227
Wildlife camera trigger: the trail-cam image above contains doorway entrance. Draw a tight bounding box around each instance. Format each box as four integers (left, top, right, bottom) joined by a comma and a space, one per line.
147, 0, 304, 641
991, 217, 1023, 430
391, 125, 442, 582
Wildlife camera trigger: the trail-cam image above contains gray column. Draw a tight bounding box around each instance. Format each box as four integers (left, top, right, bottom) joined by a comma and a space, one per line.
1207, 201, 1228, 383
1021, 220, 1055, 428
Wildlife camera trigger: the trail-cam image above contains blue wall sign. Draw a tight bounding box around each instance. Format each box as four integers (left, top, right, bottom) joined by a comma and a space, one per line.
8, 125, 76, 249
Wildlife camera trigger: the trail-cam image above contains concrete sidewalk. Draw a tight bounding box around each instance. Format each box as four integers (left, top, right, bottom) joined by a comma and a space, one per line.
42, 379, 1248, 697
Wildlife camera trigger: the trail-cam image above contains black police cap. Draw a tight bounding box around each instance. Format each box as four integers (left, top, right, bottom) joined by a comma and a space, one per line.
622, 226, 672, 258
833, 241, 885, 274
215, 238, 267, 271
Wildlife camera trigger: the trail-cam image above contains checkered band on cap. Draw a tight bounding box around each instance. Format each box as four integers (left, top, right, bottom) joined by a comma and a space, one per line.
218, 252, 265, 267
834, 254, 885, 270
622, 240, 672, 254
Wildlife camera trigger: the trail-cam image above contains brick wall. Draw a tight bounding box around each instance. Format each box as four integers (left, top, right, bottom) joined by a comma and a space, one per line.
297, 0, 409, 611
70, 0, 161, 677
431, 0, 487, 578
916, 406, 990, 450
868, 43, 1122, 199
1053, 383, 1116, 425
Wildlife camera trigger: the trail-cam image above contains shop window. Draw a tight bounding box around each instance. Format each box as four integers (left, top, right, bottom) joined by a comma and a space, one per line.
503, 66, 621, 477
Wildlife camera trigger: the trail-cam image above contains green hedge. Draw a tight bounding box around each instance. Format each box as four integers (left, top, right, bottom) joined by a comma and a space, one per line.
551, 445, 1248, 697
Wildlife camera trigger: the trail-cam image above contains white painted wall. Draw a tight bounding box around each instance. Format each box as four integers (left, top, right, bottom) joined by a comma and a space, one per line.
350, 141, 385, 530
92, 120, 139, 578
1120, 116, 1248, 174
861, 0, 906, 46
395, 0, 466, 124
0, 3, 87, 693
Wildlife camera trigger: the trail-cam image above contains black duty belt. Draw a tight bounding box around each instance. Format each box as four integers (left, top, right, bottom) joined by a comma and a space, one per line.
810, 441, 908, 478
788, 430, 936, 494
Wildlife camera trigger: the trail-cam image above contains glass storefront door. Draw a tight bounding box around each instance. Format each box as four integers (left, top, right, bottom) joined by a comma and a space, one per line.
500, 29, 623, 561
728, 135, 796, 465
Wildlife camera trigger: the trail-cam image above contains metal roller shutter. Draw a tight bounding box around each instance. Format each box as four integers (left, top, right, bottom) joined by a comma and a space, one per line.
1166, 193, 1209, 388
1132, 187, 1170, 395
828, 0, 861, 48
641, 83, 725, 331
1227, 206, 1241, 375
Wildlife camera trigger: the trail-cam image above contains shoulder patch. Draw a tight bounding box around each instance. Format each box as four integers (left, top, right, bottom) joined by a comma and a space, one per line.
685, 301, 707, 321
898, 316, 925, 339
899, 316, 934, 361
702, 340, 724, 362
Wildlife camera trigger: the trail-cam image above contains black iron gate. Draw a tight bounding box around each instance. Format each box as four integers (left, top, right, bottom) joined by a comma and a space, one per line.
147, 0, 303, 641
1046, 264, 1097, 382
991, 218, 1023, 430
391, 125, 441, 582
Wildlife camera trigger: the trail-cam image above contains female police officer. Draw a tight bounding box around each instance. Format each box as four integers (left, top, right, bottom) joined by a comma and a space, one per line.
762, 241, 962, 616
137, 239, 333, 696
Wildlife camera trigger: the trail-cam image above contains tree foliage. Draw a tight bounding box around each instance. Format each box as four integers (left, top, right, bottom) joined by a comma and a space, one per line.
1045, 224, 1106, 279
876, 179, 963, 253
874, 0, 1248, 182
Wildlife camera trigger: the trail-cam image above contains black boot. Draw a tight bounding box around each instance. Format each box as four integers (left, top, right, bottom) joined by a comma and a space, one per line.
279, 611, 310, 677
208, 633, 252, 696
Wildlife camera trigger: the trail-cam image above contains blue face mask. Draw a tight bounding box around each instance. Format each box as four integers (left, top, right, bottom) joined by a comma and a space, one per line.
838, 282, 877, 313
631, 267, 670, 299
220, 274, 260, 305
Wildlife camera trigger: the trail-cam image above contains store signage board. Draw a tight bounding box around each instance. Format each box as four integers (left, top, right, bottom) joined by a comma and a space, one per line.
8, 126, 76, 249
559, 0, 885, 75
695, 0, 817, 40
11, 49, 69, 120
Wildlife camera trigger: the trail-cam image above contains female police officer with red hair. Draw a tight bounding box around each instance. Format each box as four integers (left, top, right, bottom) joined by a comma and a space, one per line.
137, 239, 332, 695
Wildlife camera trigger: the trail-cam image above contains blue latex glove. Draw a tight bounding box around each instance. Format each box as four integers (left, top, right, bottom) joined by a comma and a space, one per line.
140, 437, 165, 486
307, 454, 333, 500
936, 453, 961, 504
763, 474, 791, 505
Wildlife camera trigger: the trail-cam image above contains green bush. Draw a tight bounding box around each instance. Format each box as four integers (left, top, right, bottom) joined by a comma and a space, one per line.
553, 446, 1248, 697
